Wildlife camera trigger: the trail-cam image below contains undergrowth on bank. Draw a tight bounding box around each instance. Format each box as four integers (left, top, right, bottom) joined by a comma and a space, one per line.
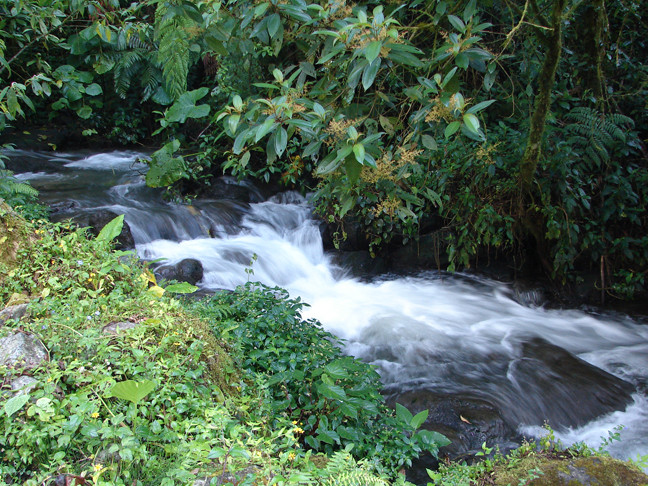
0, 211, 430, 484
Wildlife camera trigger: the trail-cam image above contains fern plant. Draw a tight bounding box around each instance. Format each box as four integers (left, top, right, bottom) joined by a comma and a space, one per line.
0, 150, 38, 207
564, 107, 634, 167
154, 2, 201, 101
316, 449, 400, 486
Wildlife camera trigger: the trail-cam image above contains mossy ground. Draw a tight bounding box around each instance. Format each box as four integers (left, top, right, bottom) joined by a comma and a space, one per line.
491, 453, 648, 485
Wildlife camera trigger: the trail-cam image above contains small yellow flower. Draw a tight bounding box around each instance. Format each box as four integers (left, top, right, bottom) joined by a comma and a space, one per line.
288, 452, 296, 460
47, 377, 53, 383
292, 420, 298, 425
93, 464, 103, 472
91, 412, 100, 419
294, 427, 304, 434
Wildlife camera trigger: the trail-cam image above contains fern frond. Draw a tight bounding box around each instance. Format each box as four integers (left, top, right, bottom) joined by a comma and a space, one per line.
113, 49, 146, 99
565, 107, 635, 167
154, 3, 201, 100
321, 471, 390, 486
139, 64, 163, 103
0, 170, 39, 204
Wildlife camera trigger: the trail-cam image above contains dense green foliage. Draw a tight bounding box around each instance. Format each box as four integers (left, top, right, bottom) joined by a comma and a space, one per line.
192, 283, 447, 473
1, 0, 647, 299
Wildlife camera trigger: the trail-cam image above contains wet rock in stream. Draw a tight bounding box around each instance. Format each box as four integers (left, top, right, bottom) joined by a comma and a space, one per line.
154, 258, 204, 286
505, 337, 636, 427
88, 210, 135, 249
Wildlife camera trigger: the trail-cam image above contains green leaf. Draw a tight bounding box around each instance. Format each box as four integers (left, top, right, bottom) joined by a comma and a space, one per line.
228, 114, 240, 134
395, 403, 413, 425
448, 15, 466, 32
466, 99, 496, 114
275, 127, 288, 157
345, 156, 362, 184
441, 67, 458, 88
317, 382, 347, 401
255, 117, 277, 143
323, 360, 350, 380
85, 83, 103, 96
205, 35, 227, 55
76, 106, 93, 119
364, 40, 382, 64
352, 143, 365, 164
362, 58, 381, 90
164, 282, 199, 294
421, 134, 437, 150
165, 88, 210, 124
462, 113, 480, 134
233, 130, 250, 154
455, 52, 469, 69
4, 394, 30, 417
267, 13, 281, 38
444, 121, 461, 139
6, 89, 19, 117
107, 380, 156, 404
232, 95, 243, 110
418, 429, 451, 448
96, 215, 124, 242
411, 409, 429, 429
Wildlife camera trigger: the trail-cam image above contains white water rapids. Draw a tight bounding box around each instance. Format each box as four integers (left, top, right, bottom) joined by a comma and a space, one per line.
11, 150, 648, 466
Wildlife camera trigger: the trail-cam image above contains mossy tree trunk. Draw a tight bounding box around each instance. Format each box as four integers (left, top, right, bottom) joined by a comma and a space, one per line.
516, 0, 569, 273
518, 0, 569, 196
575, 0, 607, 102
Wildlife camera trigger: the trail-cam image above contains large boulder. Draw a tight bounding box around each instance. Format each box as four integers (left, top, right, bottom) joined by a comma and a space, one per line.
154, 258, 203, 285
504, 337, 636, 428
87, 210, 135, 249
0, 332, 48, 369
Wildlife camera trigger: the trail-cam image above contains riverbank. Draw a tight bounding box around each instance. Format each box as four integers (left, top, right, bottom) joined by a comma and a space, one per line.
3, 199, 648, 485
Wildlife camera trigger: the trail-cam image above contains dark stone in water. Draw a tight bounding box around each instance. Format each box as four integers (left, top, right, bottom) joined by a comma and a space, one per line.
505, 337, 636, 428
198, 178, 260, 203
155, 258, 204, 286
386, 390, 520, 485
388, 231, 451, 272
330, 251, 388, 279
319, 217, 368, 251
87, 210, 135, 250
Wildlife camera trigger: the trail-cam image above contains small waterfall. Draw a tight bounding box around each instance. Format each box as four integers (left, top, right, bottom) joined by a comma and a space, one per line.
9, 149, 648, 466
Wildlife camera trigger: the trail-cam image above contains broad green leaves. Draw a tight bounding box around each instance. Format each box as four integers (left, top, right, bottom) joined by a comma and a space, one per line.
107, 380, 156, 404
4, 394, 30, 417
145, 140, 186, 188
96, 214, 124, 242
165, 88, 210, 124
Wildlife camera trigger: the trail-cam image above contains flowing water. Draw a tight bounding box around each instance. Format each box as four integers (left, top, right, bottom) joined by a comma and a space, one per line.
9, 150, 648, 467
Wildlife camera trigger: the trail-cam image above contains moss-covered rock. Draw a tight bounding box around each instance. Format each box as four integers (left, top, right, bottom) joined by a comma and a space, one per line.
492, 454, 648, 485
0, 201, 36, 294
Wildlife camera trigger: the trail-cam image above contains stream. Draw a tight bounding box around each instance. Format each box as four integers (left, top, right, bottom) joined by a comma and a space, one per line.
8, 149, 648, 474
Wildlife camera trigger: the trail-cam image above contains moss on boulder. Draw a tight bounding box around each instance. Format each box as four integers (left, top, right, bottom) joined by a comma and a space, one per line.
493, 454, 648, 485
0, 201, 37, 295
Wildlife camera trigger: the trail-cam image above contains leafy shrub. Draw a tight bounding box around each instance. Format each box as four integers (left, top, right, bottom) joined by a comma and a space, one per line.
194, 283, 449, 475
